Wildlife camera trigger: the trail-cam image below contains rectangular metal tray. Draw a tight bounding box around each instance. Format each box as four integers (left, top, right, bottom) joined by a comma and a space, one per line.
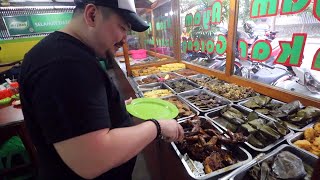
137, 83, 175, 99
162, 95, 200, 122
171, 116, 252, 180
156, 72, 183, 81
165, 78, 201, 94
178, 89, 231, 113
188, 74, 210, 79
133, 74, 159, 86
287, 131, 319, 159
205, 104, 293, 152
225, 144, 317, 180
238, 98, 311, 132
174, 69, 200, 77
203, 87, 257, 104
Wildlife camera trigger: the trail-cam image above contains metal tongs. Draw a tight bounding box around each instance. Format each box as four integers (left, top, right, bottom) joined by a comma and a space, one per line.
218, 153, 266, 180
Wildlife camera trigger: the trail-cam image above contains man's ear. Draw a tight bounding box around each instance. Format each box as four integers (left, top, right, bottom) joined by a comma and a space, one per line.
83, 4, 97, 27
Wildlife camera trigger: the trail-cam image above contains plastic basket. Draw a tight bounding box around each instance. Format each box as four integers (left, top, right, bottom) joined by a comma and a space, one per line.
130, 49, 147, 60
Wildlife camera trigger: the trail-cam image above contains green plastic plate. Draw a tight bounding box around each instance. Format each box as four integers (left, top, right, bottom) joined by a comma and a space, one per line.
126, 98, 179, 120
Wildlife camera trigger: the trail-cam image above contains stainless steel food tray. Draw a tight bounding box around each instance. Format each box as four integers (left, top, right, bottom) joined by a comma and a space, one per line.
221, 144, 317, 180
188, 74, 210, 79
178, 89, 231, 113
203, 87, 257, 104
287, 131, 319, 159
137, 83, 175, 98
238, 98, 311, 132
205, 104, 293, 152
165, 78, 201, 94
174, 69, 200, 77
133, 74, 159, 86
156, 72, 183, 81
171, 116, 252, 180
162, 95, 200, 122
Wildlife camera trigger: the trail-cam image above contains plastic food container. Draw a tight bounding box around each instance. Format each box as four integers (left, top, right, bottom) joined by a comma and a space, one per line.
130, 49, 147, 59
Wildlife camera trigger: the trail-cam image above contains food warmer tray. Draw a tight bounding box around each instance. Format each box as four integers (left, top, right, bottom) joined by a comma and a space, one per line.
287, 131, 319, 159
162, 95, 200, 122
171, 116, 252, 180
221, 144, 317, 180
178, 89, 231, 113
205, 104, 293, 152
238, 98, 312, 132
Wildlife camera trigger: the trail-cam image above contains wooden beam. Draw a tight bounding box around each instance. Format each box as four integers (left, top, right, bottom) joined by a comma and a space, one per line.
131, 60, 179, 69
147, 50, 175, 59
151, 10, 157, 50
172, 0, 181, 61
135, 0, 152, 8
123, 43, 132, 76
151, 0, 171, 9
225, 0, 239, 76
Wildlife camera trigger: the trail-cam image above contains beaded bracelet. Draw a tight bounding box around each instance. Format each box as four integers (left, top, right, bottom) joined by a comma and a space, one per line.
146, 119, 162, 140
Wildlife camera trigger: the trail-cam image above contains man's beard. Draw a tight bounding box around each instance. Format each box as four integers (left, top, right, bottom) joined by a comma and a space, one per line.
103, 49, 115, 68
105, 49, 115, 60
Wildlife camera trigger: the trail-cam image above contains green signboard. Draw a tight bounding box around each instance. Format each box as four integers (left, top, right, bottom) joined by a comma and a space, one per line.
3, 13, 72, 36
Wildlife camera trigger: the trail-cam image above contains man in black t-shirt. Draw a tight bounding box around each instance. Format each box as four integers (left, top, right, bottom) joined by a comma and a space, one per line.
19, 0, 184, 179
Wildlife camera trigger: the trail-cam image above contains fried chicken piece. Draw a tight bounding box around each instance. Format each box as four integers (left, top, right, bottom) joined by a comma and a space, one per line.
311, 145, 320, 152
185, 135, 199, 142
313, 136, 320, 147
188, 143, 208, 161
220, 150, 237, 166
294, 140, 312, 151
310, 150, 320, 157
314, 123, 320, 136
199, 136, 207, 146
304, 128, 316, 142
206, 136, 218, 146
204, 152, 224, 174
309, 145, 320, 157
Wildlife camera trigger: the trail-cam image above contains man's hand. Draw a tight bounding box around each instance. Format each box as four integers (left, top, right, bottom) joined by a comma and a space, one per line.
157, 120, 184, 142
125, 97, 133, 105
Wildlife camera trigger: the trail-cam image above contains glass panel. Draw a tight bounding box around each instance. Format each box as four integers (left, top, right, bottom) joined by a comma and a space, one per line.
236, 0, 320, 100
124, 6, 176, 67
127, 12, 153, 51
180, 0, 230, 71
152, 1, 175, 57
125, 11, 160, 66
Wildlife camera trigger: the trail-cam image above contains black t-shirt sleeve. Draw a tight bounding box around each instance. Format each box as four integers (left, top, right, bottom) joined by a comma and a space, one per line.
32, 59, 110, 144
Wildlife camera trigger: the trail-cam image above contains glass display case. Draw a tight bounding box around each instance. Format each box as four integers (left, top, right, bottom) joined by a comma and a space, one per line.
235, 0, 320, 101
180, 0, 230, 72
123, 0, 179, 77
118, 1, 175, 71
152, 1, 174, 57
122, 0, 319, 107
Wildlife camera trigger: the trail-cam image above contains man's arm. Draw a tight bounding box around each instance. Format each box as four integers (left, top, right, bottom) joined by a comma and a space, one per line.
54, 120, 183, 179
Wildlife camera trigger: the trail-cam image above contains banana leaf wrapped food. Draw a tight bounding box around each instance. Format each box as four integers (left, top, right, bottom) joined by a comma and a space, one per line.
243, 95, 282, 110
245, 151, 311, 180
219, 106, 289, 148
270, 102, 320, 127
